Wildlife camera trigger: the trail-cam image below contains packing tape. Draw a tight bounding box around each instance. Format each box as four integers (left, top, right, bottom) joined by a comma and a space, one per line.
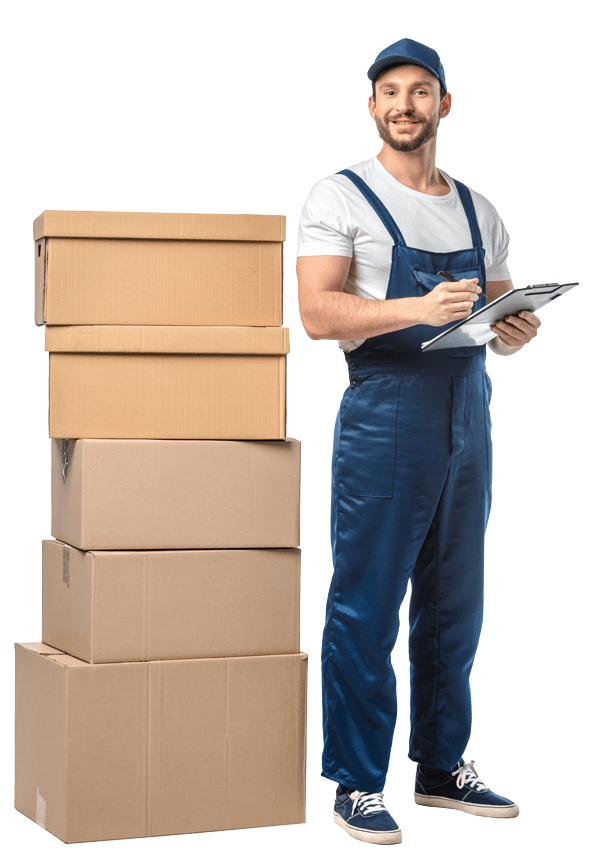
62, 438, 69, 483
36, 786, 46, 829
62, 545, 70, 587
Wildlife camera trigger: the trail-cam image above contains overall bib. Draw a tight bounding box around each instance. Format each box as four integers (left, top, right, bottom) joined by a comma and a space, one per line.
321, 169, 493, 793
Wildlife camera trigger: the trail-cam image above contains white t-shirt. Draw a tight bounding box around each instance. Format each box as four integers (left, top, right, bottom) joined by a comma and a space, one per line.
297, 156, 511, 352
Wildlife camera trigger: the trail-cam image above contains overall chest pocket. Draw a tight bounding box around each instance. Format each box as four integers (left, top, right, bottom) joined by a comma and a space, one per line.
336, 374, 401, 498
412, 267, 485, 310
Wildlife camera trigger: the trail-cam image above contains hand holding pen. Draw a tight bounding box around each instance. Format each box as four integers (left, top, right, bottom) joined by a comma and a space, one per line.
418, 270, 482, 327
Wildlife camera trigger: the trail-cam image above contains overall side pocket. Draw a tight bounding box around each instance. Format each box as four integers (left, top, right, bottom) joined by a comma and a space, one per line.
336, 374, 401, 498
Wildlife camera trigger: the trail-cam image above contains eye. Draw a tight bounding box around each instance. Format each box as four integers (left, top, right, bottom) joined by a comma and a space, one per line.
414, 89, 427, 95
384, 90, 395, 96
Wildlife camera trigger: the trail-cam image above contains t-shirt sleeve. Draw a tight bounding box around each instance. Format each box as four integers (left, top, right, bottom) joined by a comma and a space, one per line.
296, 179, 354, 258
485, 207, 511, 281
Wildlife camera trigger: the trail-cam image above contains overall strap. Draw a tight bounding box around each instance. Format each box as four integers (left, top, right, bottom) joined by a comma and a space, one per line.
339, 168, 483, 250
453, 179, 483, 249
337, 169, 406, 246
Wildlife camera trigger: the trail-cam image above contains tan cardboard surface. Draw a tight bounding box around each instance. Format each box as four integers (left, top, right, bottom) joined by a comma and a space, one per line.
46, 326, 288, 439
34, 210, 286, 242
42, 541, 301, 663
33, 211, 285, 327
51, 438, 301, 550
15, 644, 307, 843
45, 325, 289, 354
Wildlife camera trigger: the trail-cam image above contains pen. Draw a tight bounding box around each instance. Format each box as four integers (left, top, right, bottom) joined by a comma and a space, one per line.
438, 271, 481, 296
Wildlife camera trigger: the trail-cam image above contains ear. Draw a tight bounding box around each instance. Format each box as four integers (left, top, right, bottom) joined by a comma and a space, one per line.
368, 94, 376, 119
440, 91, 452, 118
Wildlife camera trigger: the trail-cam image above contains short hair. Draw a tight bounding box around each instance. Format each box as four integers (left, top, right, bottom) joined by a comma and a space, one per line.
372, 76, 447, 103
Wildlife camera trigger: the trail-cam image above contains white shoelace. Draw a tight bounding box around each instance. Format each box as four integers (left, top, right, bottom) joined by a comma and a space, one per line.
451, 760, 489, 792
349, 790, 388, 816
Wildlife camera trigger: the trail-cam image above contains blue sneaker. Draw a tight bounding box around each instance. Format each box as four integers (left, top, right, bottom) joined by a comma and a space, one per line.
333, 785, 402, 844
414, 759, 519, 818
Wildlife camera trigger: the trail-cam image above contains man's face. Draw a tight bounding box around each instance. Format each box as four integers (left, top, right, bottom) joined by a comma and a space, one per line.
368, 64, 449, 152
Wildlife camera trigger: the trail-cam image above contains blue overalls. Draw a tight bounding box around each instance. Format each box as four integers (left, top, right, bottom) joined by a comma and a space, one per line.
321, 169, 493, 794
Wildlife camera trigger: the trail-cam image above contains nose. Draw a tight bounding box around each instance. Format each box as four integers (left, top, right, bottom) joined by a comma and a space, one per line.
393, 90, 414, 115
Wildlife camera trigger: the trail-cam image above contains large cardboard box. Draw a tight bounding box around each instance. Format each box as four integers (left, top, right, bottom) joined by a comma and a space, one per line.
34, 210, 285, 327
46, 325, 288, 439
42, 540, 301, 663
52, 438, 300, 550
15, 643, 307, 843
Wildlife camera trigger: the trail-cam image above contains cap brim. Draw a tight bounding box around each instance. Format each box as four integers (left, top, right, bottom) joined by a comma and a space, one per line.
367, 57, 446, 92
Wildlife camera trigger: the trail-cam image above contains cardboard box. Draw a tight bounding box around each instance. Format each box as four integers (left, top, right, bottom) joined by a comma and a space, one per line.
15, 643, 307, 843
42, 540, 301, 663
52, 438, 300, 550
34, 210, 285, 327
46, 326, 288, 439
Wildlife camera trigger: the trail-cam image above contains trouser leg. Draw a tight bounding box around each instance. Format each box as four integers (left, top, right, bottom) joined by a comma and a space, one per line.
408, 369, 492, 770
322, 486, 413, 793
322, 373, 453, 792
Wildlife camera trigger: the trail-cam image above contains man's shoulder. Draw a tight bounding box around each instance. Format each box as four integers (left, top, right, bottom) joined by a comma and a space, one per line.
447, 172, 503, 221
299, 159, 375, 231
306, 157, 377, 197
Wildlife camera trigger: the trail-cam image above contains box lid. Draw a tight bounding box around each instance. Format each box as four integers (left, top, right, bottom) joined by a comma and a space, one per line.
33, 211, 285, 242
45, 325, 289, 355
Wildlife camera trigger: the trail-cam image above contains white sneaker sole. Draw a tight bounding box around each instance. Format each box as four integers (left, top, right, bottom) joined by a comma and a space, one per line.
414, 792, 519, 818
333, 811, 402, 844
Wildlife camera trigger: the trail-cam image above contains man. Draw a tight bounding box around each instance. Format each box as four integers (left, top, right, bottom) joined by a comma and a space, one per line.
296, 38, 540, 845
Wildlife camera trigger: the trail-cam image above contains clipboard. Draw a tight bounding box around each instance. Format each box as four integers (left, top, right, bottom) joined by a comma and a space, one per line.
421, 282, 579, 351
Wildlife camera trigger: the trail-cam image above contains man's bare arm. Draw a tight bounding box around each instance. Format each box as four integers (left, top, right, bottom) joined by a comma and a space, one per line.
297, 255, 480, 340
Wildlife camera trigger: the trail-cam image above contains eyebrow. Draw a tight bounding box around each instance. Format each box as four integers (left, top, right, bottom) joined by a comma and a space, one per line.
377, 80, 433, 90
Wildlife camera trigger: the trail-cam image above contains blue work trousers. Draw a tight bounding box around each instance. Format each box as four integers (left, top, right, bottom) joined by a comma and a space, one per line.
321, 357, 492, 793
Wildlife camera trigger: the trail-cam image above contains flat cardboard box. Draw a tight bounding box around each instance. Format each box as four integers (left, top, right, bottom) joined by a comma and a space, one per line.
42, 540, 301, 663
52, 438, 300, 550
46, 326, 288, 439
34, 210, 285, 327
15, 643, 307, 843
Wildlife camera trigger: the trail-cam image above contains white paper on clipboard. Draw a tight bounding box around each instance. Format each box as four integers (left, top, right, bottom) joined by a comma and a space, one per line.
421, 282, 579, 351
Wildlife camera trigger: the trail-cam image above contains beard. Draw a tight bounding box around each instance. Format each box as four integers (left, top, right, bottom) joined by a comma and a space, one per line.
375, 110, 440, 152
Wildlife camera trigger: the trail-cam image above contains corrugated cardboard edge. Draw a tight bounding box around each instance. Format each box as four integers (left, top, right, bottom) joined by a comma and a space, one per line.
33, 211, 286, 243
45, 326, 290, 355
14, 643, 69, 841
34, 238, 47, 325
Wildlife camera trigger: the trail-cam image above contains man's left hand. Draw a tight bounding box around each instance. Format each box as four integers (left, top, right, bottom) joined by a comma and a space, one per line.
489, 310, 541, 355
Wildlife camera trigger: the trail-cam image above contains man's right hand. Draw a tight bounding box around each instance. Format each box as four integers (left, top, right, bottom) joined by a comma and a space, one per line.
419, 278, 482, 327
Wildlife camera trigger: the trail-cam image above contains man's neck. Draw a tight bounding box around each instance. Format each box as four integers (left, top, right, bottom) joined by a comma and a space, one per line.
376, 146, 450, 197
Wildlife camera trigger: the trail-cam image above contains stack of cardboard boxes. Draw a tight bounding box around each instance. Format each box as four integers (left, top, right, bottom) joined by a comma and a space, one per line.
15, 211, 306, 843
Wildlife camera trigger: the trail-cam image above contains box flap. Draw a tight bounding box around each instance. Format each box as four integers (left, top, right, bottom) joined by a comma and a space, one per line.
34, 211, 286, 242
15, 642, 90, 667
16, 642, 65, 656
45, 325, 289, 355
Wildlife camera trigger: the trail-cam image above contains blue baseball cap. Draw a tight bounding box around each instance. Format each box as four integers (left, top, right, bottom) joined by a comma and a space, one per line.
367, 38, 446, 92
